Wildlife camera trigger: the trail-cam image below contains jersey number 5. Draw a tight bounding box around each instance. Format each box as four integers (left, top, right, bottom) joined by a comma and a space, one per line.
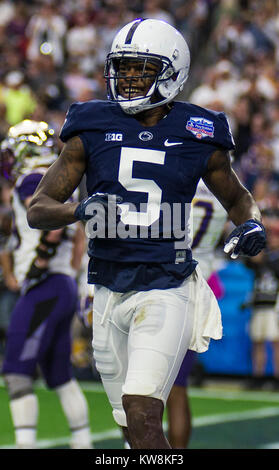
118, 147, 165, 226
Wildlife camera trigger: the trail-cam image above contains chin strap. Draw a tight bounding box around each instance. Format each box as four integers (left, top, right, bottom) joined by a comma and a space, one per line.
118, 97, 150, 114
118, 94, 173, 115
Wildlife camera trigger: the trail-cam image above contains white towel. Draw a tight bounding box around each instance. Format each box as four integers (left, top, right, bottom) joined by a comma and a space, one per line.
189, 266, 223, 353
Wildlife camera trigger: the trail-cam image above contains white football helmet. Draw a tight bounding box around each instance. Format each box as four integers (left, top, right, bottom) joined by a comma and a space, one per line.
0, 120, 58, 181
104, 18, 190, 114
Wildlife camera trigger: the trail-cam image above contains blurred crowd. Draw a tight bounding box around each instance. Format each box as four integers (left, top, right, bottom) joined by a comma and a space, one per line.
0, 0, 218, 138
0, 0, 279, 378
188, 0, 279, 214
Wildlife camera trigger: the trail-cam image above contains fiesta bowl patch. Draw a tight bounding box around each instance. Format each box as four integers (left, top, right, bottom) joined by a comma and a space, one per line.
186, 117, 214, 139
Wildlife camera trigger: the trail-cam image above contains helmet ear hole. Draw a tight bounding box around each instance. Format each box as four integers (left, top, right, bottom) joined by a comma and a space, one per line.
158, 69, 188, 99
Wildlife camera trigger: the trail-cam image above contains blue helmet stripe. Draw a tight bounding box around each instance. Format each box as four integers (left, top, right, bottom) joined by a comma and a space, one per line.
125, 18, 146, 44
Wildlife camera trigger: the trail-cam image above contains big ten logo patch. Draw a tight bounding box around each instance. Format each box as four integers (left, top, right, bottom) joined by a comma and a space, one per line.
105, 133, 123, 141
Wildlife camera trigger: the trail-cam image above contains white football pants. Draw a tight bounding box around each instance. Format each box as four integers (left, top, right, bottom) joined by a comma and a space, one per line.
92, 274, 195, 427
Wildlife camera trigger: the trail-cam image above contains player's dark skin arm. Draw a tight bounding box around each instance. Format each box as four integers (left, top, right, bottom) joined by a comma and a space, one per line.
27, 136, 86, 230
203, 150, 261, 225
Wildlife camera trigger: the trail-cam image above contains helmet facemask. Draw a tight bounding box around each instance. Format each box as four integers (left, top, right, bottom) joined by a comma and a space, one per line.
105, 52, 178, 114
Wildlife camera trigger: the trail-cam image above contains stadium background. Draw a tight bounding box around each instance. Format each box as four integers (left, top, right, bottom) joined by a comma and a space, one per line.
0, 0, 279, 449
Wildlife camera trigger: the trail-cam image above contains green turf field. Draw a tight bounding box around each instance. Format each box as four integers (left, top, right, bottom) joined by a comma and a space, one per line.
1, 377, 279, 449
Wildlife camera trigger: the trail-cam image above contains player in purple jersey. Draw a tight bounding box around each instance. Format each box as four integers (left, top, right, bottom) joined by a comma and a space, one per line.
27, 19, 266, 449
0, 120, 92, 449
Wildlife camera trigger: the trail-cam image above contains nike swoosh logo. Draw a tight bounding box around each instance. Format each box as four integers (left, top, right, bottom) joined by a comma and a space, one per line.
243, 226, 262, 236
164, 139, 183, 147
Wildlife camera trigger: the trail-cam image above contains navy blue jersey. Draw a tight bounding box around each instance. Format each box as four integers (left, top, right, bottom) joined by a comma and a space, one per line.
60, 100, 234, 291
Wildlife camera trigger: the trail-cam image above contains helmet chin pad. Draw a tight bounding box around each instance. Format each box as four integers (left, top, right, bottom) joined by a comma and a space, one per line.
118, 95, 150, 114
116, 80, 157, 114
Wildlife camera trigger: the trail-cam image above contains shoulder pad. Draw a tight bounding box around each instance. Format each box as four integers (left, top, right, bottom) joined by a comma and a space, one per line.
59, 100, 116, 142
184, 102, 235, 150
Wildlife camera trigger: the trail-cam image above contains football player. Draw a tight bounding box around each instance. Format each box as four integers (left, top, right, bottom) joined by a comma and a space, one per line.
27, 19, 266, 449
1, 120, 92, 449
167, 179, 228, 448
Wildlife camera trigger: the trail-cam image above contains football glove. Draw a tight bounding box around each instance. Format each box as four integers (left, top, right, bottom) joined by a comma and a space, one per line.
74, 193, 123, 238
74, 193, 122, 221
224, 219, 266, 259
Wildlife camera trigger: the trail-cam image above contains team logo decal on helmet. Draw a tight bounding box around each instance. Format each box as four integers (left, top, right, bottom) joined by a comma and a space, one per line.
104, 18, 190, 114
